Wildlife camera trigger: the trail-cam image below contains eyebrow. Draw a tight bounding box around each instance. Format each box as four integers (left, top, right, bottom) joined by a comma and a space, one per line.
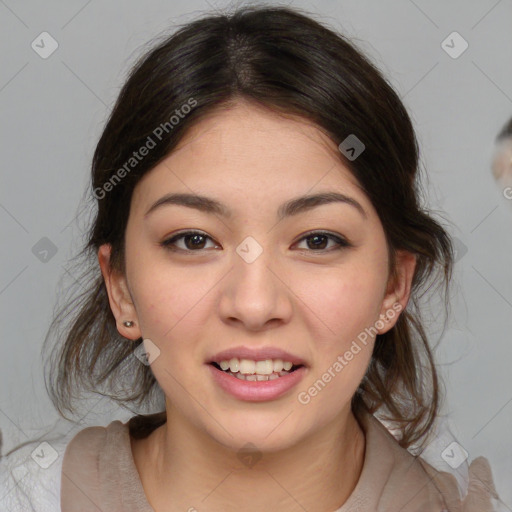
145, 191, 367, 220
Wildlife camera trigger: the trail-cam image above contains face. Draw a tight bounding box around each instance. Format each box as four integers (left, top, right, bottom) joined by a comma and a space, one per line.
100, 100, 415, 453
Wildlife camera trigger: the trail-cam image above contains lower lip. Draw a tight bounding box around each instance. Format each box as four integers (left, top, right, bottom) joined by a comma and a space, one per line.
207, 364, 307, 402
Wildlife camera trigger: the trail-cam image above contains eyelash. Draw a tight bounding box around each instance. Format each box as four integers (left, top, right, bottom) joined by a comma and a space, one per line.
160, 230, 352, 254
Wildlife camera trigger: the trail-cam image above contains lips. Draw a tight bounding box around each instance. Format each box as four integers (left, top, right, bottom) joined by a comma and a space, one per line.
205, 346, 308, 401
207, 363, 308, 401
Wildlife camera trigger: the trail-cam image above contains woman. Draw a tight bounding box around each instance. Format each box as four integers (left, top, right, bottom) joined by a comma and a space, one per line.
2, 4, 502, 511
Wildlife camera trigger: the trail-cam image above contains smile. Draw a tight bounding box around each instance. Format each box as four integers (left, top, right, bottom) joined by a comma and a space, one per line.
208, 358, 307, 401
211, 357, 302, 381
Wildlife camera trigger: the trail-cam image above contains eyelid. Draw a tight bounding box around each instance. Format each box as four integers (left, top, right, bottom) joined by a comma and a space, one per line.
293, 230, 352, 251
161, 230, 218, 251
160, 229, 352, 253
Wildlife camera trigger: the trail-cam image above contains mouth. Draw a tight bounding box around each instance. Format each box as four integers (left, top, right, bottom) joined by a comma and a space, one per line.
209, 359, 305, 381
206, 350, 308, 402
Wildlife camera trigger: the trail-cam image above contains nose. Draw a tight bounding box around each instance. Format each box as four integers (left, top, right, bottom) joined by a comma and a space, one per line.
218, 241, 293, 331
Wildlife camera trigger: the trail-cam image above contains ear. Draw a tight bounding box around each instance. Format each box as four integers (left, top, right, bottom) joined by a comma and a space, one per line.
98, 244, 142, 340
376, 250, 416, 335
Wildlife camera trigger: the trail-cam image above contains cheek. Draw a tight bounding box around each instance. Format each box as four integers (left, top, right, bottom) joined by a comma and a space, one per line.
129, 262, 214, 344
126, 261, 216, 400
299, 259, 388, 346
294, 267, 384, 415
293, 249, 388, 402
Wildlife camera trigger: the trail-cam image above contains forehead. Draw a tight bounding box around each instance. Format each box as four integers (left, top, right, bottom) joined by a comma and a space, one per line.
132, 101, 371, 216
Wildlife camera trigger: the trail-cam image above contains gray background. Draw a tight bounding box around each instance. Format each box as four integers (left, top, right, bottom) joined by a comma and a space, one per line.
1, 0, 511, 506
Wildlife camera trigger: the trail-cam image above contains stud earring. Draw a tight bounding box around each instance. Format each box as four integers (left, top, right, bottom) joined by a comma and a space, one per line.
123, 320, 135, 327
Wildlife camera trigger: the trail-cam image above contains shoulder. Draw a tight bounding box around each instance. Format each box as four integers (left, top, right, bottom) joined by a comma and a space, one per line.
60, 419, 133, 510
62, 422, 110, 457
349, 413, 501, 511
61, 413, 164, 479
373, 420, 454, 510
0, 420, 128, 512
418, 455, 501, 512
60, 420, 124, 483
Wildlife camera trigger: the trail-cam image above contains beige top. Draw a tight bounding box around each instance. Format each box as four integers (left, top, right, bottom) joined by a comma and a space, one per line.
60, 410, 501, 512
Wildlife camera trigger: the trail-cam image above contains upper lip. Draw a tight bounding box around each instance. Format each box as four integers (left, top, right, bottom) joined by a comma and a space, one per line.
208, 346, 307, 366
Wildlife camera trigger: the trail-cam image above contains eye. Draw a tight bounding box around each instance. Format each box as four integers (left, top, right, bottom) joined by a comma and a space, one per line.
294, 231, 351, 252
161, 230, 351, 254
161, 230, 218, 252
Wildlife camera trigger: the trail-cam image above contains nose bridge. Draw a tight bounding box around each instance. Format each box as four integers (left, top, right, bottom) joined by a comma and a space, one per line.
219, 235, 292, 328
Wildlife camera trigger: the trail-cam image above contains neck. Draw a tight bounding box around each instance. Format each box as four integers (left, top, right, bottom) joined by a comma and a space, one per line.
132, 407, 366, 512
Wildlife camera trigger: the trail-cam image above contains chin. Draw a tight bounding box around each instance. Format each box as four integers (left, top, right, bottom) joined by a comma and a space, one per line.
205, 415, 307, 454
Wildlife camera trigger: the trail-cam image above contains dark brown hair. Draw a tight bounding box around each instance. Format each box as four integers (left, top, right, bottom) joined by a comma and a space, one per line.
43, 4, 454, 449
496, 117, 512, 141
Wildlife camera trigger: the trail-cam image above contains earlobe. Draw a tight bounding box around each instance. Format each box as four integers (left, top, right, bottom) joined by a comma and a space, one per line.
377, 250, 417, 334
97, 244, 141, 340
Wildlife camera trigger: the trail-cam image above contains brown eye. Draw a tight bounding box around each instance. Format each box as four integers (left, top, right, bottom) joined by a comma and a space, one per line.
295, 231, 351, 252
161, 231, 217, 252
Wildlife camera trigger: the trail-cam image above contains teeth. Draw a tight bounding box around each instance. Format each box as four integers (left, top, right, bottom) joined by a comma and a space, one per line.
255, 360, 273, 375
273, 359, 283, 372
239, 359, 256, 375
216, 357, 298, 375
229, 358, 239, 372
226, 370, 290, 381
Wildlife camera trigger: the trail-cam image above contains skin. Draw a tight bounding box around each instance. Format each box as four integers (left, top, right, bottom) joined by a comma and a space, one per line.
492, 136, 512, 189
99, 99, 416, 512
